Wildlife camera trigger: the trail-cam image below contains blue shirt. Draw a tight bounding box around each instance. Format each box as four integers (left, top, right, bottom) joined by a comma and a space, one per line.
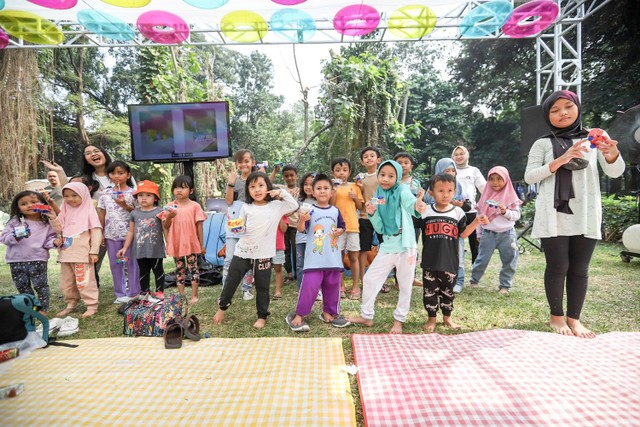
302, 205, 345, 271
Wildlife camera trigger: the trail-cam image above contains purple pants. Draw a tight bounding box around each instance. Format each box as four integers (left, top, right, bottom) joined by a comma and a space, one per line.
295, 270, 341, 317
106, 239, 140, 297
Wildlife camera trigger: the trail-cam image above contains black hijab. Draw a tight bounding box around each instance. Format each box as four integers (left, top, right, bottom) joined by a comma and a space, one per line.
541, 90, 589, 214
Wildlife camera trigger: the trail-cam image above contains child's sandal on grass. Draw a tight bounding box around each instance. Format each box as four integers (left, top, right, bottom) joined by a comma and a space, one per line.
349, 290, 361, 300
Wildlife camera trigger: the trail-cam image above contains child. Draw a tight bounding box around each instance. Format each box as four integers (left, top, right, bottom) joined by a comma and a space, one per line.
470, 167, 521, 294
331, 157, 365, 299
1, 191, 60, 314
356, 146, 383, 292
117, 180, 166, 300
295, 172, 316, 288
425, 158, 471, 294
55, 182, 102, 318
421, 174, 489, 333
281, 165, 300, 283
98, 160, 140, 304
213, 172, 298, 329
286, 173, 348, 332
159, 175, 207, 305
347, 161, 425, 334
272, 215, 288, 299
394, 151, 423, 286
224, 149, 256, 301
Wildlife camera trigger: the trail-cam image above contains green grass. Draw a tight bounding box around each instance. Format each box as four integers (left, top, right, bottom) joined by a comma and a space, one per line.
1, 241, 639, 426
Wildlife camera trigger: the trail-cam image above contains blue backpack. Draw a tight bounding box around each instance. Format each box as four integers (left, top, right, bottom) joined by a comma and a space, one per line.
0, 294, 49, 345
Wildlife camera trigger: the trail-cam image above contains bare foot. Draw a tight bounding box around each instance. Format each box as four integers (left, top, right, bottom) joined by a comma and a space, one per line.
498, 288, 509, 295
389, 320, 403, 334
443, 316, 462, 330
82, 309, 97, 318
190, 296, 199, 305
347, 316, 373, 327
56, 306, 76, 317
549, 315, 574, 336
253, 318, 267, 329
213, 309, 225, 325
567, 318, 596, 339
423, 318, 437, 333
413, 279, 423, 287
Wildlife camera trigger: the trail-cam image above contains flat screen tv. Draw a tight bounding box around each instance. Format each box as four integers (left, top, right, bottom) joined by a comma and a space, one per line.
128, 101, 232, 162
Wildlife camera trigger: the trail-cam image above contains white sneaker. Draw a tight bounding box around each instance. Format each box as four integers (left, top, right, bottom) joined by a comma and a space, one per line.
243, 290, 254, 301
453, 284, 463, 294
316, 290, 323, 301
114, 296, 130, 304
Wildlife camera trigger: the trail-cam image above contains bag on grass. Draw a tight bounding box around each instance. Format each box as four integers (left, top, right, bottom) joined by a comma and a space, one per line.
121, 294, 184, 337
0, 294, 49, 345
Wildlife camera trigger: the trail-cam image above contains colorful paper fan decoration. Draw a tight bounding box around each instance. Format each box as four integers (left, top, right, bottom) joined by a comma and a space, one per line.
100, 0, 150, 7
0, 10, 64, 45
388, 5, 436, 39
502, 0, 559, 38
221, 10, 268, 43
27, 0, 77, 9
460, 0, 513, 38
0, 0, 4, 9
333, 4, 380, 37
183, 0, 229, 9
137, 11, 190, 44
270, 8, 316, 42
0, 28, 8, 49
78, 9, 135, 41
271, 0, 307, 5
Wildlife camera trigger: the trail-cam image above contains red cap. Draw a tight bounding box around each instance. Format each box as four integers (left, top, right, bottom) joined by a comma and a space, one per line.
133, 180, 160, 199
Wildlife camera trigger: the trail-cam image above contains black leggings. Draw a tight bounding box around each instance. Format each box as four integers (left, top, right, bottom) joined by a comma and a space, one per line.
137, 258, 165, 293
219, 256, 272, 319
465, 212, 479, 263
541, 235, 597, 319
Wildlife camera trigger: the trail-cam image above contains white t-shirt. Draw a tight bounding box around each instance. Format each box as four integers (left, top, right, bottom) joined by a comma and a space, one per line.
455, 166, 486, 212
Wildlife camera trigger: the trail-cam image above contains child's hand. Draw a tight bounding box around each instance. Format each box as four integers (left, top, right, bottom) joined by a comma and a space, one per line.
477, 214, 490, 225
451, 199, 463, 207
415, 199, 427, 214
365, 200, 377, 215
299, 210, 311, 223
596, 134, 621, 160
288, 187, 300, 198
333, 227, 345, 237
499, 204, 507, 215
40, 159, 65, 174
89, 254, 99, 264
227, 167, 237, 185
200, 244, 206, 255
349, 187, 357, 200
267, 189, 282, 199
115, 197, 129, 209
54, 237, 63, 247
417, 189, 426, 201
116, 248, 126, 259
166, 208, 177, 218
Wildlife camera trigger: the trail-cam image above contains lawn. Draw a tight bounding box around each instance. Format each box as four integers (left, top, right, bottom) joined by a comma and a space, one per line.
1, 241, 639, 425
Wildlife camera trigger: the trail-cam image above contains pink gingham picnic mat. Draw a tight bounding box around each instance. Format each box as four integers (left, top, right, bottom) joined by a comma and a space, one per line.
352, 329, 640, 427
0, 337, 356, 427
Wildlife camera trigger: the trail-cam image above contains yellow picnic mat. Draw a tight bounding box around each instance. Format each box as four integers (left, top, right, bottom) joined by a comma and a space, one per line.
0, 337, 356, 427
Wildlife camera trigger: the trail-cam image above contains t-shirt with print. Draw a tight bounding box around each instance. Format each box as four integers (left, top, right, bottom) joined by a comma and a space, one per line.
98, 187, 136, 240
333, 182, 364, 232
225, 176, 247, 237
302, 205, 345, 272
131, 207, 165, 259
421, 204, 467, 273
358, 173, 378, 219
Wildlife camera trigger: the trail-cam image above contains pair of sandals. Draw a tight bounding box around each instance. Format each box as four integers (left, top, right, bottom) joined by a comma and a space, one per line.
164, 311, 201, 349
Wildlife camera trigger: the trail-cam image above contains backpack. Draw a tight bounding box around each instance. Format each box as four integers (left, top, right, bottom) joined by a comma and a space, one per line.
0, 294, 49, 345
164, 255, 222, 287
121, 294, 184, 337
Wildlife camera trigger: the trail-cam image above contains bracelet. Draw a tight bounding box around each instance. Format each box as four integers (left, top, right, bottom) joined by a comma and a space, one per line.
227, 183, 235, 188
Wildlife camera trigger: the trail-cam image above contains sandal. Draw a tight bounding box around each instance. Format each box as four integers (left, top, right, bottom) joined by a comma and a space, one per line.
349, 290, 361, 300
164, 319, 183, 349
380, 284, 390, 294
273, 293, 282, 300
340, 289, 346, 299
178, 305, 201, 341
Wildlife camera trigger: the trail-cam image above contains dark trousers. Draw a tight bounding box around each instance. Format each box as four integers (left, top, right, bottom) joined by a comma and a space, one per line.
465, 212, 479, 262
10, 261, 50, 311
541, 235, 597, 319
422, 269, 457, 317
219, 256, 272, 319
284, 226, 297, 277
137, 258, 165, 293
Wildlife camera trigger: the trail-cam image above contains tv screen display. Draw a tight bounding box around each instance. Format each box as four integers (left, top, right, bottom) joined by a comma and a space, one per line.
128, 101, 232, 162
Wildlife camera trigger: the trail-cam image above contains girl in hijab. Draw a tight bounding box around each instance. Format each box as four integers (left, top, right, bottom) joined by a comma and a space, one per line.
452, 145, 486, 264
348, 160, 426, 334
524, 90, 624, 338
470, 166, 522, 295
54, 182, 102, 318
425, 158, 471, 293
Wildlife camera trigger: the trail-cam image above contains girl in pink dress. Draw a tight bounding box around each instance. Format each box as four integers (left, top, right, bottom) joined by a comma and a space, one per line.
159, 176, 207, 304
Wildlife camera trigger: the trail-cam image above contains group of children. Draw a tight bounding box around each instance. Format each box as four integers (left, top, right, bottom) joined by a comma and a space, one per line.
2, 145, 522, 334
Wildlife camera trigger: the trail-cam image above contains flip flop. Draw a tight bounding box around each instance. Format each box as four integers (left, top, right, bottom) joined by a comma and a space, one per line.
180, 314, 201, 341
164, 319, 183, 349
273, 293, 282, 300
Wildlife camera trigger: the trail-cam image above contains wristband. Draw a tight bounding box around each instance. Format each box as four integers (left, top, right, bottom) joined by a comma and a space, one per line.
227, 183, 235, 188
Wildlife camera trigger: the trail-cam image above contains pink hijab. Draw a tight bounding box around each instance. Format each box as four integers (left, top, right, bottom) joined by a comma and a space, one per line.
477, 166, 522, 220
59, 182, 102, 236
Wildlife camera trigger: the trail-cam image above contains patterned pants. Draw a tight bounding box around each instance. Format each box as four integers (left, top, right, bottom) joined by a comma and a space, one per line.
173, 254, 199, 288
423, 269, 457, 317
9, 261, 50, 311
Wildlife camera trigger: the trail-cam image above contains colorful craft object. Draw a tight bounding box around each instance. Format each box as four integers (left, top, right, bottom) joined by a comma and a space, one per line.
27, 0, 77, 9
270, 8, 316, 43
332, 179, 343, 186
271, 0, 307, 5
370, 196, 385, 205
183, 0, 229, 9
502, 0, 559, 38
32, 204, 51, 213
587, 128, 605, 149
0, 10, 63, 45
333, 4, 380, 37
14, 225, 30, 239
116, 257, 129, 264
460, 0, 513, 38
355, 173, 365, 182
0, 29, 8, 49
221, 10, 268, 43
486, 199, 501, 208
228, 218, 246, 234
100, 0, 150, 7
77, 9, 134, 41
388, 5, 436, 39
137, 11, 190, 44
